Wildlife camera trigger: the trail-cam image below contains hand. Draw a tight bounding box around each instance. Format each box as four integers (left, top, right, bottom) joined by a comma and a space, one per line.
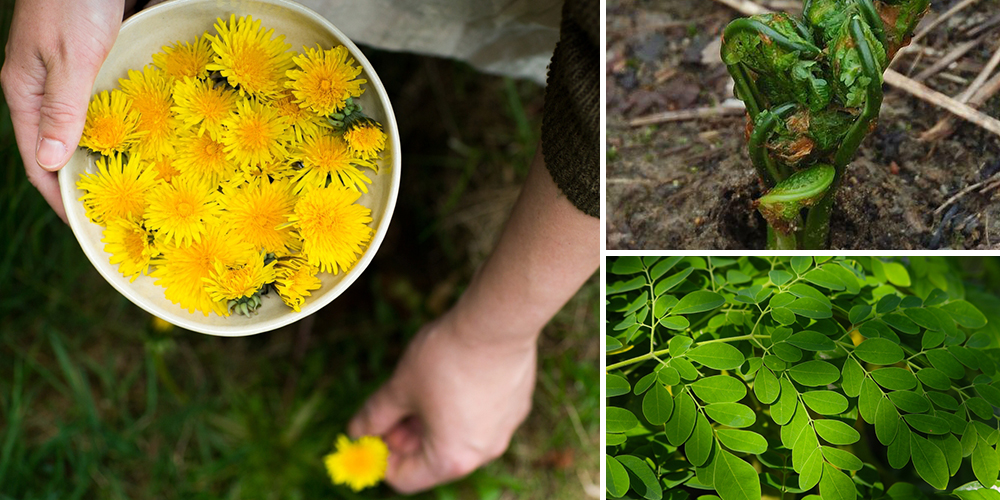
1, 0, 125, 222
348, 310, 537, 494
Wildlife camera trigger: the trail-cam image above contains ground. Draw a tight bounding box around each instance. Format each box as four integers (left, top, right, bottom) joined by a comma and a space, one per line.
607, 0, 1000, 249
0, 3, 599, 499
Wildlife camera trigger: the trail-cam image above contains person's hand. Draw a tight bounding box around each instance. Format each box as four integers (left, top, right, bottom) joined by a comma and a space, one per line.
348, 310, 537, 493
1, 0, 125, 222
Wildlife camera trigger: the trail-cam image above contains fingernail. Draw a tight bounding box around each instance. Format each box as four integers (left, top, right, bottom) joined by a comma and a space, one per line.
36, 137, 67, 171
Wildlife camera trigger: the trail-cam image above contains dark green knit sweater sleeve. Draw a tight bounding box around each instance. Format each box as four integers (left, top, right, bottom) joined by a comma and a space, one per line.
542, 0, 598, 218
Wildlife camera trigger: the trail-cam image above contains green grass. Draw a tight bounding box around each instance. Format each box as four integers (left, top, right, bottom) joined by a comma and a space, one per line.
0, 3, 598, 498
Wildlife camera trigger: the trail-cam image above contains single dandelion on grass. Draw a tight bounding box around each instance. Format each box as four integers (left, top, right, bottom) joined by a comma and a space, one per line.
77, 153, 159, 224
207, 14, 294, 99
288, 186, 373, 275
144, 173, 222, 246
152, 36, 213, 79
80, 90, 143, 156
286, 45, 366, 116
292, 133, 375, 193
102, 217, 158, 282
324, 435, 389, 492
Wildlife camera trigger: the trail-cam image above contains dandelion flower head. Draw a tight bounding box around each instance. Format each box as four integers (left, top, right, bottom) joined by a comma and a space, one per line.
217, 177, 297, 254
119, 66, 178, 159
292, 133, 375, 193
174, 130, 235, 186
203, 250, 276, 302
324, 435, 389, 492
152, 36, 213, 79
102, 217, 158, 282
286, 45, 365, 116
77, 153, 159, 224
79, 90, 143, 156
206, 14, 294, 99
144, 173, 222, 246
172, 77, 239, 139
288, 186, 372, 274
221, 98, 292, 168
344, 123, 387, 161
273, 257, 321, 312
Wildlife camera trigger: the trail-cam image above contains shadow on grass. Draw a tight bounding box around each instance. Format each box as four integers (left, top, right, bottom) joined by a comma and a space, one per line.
0, 2, 598, 498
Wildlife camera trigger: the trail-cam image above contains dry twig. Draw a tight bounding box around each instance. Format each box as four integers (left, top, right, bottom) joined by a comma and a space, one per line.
628, 102, 745, 127
884, 69, 1000, 138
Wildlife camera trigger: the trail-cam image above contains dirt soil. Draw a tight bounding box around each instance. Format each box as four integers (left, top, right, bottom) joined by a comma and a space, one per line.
607, 0, 1000, 250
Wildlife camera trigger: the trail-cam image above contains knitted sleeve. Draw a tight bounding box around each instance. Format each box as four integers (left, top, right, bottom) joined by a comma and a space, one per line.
541, 0, 599, 218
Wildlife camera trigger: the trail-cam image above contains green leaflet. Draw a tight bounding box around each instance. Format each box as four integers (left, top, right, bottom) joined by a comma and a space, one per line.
786, 331, 836, 351
972, 436, 999, 489
967, 397, 995, 420
859, 377, 882, 424
911, 433, 950, 490
849, 304, 873, 324
610, 257, 644, 275
755, 367, 781, 405
926, 349, 966, 379
941, 300, 988, 329
772, 377, 798, 425
904, 414, 951, 435
607, 455, 630, 498
793, 426, 820, 472
663, 316, 691, 332
643, 383, 674, 425
974, 382, 1000, 407
888, 423, 911, 469
789, 360, 840, 386
655, 268, 695, 296
607, 433, 627, 446
888, 390, 931, 414
691, 375, 748, 404
930, 433, 963, 476
802, 266, 845, 290
717, 429, 768, 455
842, 357, 864, 397
686, 343, 746, 371
617, 455, 663, 500
687, 412, 714, 467
666, 391, 698, 446
650, 256, 683, 281
916, 368, 952, 391
714, 449, 762, 500
801, 390, 848, 415
854, 338, 905, 365
607, 407, 640, 433
820, 462, 857, 500
870, 368, 917, 391
876, 397, 900, 445
607, 374, 630, 397
657, 366, 681, 386
673, 291, 726, 315
633, 372, 656, 396
669, 336, 694, 357
770, 270, 794, 286
705, 403, 756, 428
791, 256, 813, 275
814, 419, 861, 445
823, 446, 863, 471
787, 297, 834, 319
799, 447, 824, 490
774, 343, 804, 362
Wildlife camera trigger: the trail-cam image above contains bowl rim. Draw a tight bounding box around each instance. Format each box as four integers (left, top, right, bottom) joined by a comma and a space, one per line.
58, 0, 402, 337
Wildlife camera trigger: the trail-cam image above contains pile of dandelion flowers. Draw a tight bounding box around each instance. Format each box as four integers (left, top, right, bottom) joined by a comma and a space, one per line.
324, 435, 389, 492
144, 173, 222, 246
344, 123, 387, 161
217, 178, 298, 254
206, 14, 294, 99
80, 90, 143, 156
286, 45, 365, 116
172, 77, 239, 139
102, 217, 158, 282
153, 36, 213, 79
77, 153, 159, 224
119, 66, 178, 159
221, 98, 292, 167
203, 251, 276, 302
292, 133, 375, 193
174, 131, 234, 186
289, 186, 373, 275
274, 257, 321, 312
151, 222, 254, 316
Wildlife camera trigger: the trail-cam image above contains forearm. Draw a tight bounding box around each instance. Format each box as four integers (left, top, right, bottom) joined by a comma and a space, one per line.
449, 148, 599, 348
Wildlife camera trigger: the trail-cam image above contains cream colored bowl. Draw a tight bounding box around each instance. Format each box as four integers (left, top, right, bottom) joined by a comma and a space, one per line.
58, 0, 400, 336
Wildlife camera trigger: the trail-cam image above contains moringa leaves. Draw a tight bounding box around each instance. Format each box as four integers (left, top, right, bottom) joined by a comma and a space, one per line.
673, 291, 726, 315
686, 343, 746, 371
789, 360, 840, 386
714, 449, 762, 500
691, 375, 747, 403
854, 338, 905, 365
911, 433, 950, 490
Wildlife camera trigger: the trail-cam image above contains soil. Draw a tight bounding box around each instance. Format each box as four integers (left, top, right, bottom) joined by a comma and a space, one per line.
606, 0, 1000, 249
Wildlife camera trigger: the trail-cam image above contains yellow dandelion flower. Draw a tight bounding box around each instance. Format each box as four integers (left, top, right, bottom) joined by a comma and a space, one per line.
203, 251, 276, 302
218, 178, 297, 254
102, 217, 158, 282
77, 153, 159, 224
145, 174, 222, 246
292, 133, 376, 193
172, 77, 239, 139
273, 88, 327, 141
273, 256, 321, 311
149, 156, 180, 182
152, 36, 213, 79
288, 186, 372, 274
119, 66, 178, 159
174, 131, 235, 186
80, 90, 143, 156
206, 15, 294, 99
220, 98, 292, 168
324, 435, 388, 492
151, 222, 254, 316
344, 123, 387, 161
286, 45, 366, 116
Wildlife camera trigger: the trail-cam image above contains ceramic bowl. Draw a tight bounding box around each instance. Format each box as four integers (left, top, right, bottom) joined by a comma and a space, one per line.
58, 0, 400, 336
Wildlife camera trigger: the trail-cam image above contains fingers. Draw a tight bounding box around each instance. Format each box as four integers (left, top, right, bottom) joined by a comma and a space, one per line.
25, 167, 68, 223
34, 55, 102, 172
386, 441, 479, 494
347, 380, 411, 439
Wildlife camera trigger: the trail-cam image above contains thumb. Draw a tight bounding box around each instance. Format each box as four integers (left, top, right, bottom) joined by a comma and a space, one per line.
348, 380, 411, 439
34, 58, 99, 171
